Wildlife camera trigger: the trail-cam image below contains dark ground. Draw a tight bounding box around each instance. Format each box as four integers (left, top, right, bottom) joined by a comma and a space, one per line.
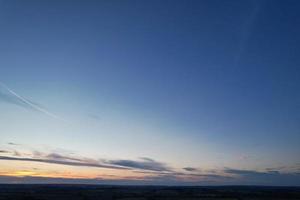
0, 185, 300, 200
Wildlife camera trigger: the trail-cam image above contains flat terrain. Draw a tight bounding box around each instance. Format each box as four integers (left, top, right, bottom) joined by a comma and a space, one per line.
0, 185, 300, 200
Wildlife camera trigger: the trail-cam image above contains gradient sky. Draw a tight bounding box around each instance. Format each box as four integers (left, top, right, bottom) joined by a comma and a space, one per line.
0, 0, 300, 186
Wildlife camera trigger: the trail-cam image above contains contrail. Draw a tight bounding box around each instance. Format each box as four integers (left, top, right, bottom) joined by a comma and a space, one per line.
0, 82, 65, 122
234, 1, 263, 66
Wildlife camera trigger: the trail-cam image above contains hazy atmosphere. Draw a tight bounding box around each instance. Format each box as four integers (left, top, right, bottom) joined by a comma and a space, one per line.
0, 0, 300, 186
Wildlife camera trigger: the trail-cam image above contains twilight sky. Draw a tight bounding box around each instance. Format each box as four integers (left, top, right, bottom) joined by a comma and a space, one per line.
0, 0, 300, 186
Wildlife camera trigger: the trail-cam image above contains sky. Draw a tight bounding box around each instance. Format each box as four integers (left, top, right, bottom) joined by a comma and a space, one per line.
0, 0, 300, 186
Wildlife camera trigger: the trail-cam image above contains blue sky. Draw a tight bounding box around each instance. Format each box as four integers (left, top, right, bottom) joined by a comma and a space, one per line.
0, 0, 300, 185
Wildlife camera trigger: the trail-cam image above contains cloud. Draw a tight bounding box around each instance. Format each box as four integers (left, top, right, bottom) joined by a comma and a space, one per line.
0, 82, 64, 121
183, 167, 198, 172
87, 113, 101, 120
46, 153, 84, 162
224, 168, 300, 186
139, 168, 300, 186
1, 146, 299, 186
234, 0, 263, 65
0, 148, 170, 172
7, 142, 20, 146
105, 157, 171, 172
265, 166, 286, 171
13, 150, 22, 156
0, 155, 128, 170
0, 150, 10, 153
225, 168, 263, 176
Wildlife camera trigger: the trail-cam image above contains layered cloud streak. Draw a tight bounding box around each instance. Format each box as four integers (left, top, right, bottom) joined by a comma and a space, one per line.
0, 147, 299, 185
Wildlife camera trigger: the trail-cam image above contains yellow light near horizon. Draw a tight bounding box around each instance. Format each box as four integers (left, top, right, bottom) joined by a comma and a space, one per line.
3, 171, 37, 177
0, 160, 153, 180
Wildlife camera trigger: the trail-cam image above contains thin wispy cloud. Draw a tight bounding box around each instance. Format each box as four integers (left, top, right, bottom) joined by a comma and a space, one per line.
0, 147, 172, 173
7, 142, 20, 146
183, 167, 198, 172
0, 150, 170, 171
234, 0, 263, 66
0, 152, 171, 172
105, 157, 171, 172
1, 146, 299, 185
0, 155, 127, 170
0, 148, 170, 172
224, 168, 300, 185
0, 82, 64, 122
46, 153, 84, 162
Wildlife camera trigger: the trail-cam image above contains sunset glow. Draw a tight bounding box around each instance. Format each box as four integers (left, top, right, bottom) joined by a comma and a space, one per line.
0, 0, 300, 186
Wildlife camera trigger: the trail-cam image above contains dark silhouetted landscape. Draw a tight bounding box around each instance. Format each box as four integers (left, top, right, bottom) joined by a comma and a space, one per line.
0, 185, 300, 200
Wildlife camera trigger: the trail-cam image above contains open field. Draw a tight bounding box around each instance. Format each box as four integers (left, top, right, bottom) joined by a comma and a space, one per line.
0, 185, 299, 200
